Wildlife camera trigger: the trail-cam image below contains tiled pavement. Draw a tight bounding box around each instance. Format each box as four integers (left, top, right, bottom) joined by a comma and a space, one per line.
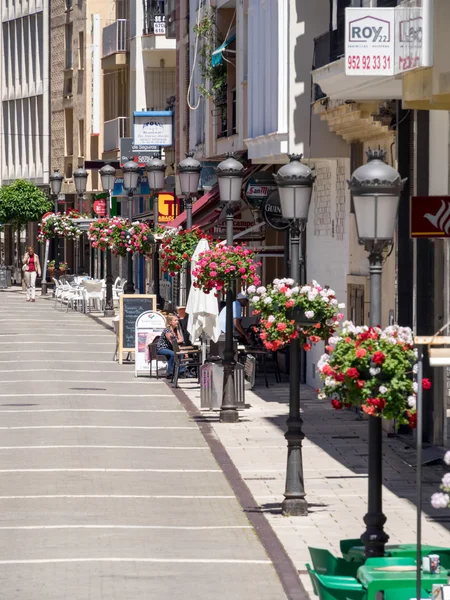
0, 289, 293, 599
179, 374, 450, 596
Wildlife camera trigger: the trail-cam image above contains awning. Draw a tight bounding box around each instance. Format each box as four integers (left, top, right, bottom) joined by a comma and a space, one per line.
211, 34, 236, 67
167, 186, 221, 229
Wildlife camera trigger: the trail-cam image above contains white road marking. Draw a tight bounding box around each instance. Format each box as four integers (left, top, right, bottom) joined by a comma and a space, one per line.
0, 409, 183, 413
0, 495, 235, 499
0, 394, 172, 398
0, 446, 207, 450
0, 468, 220, 473
0, 425, 195, 430
0, 558, 271, 565
0, 380, 155, 385
0, 351, 114, 354
0, 525, 251, 530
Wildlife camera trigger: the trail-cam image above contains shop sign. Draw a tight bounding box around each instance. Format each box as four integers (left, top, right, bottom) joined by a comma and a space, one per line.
395, 6, 423, 73
261, 191, 289, 231
93, 199, 107, 216
411, 196, 450, 238
157, 192, 179, 223
113, 176, 150, 197
212, 220, 265, 241
245, 172, 277, 209
120, 138, 161, 167
134, 112, 173, 147
345, 8, 395, 76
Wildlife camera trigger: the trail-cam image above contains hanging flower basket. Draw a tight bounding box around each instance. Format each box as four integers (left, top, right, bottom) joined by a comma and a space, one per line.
317, 322, 429, 424
102, 218, 155, 258
192, 244, 261, 294
37, 213, 82, 242
88, 218, 115, 252
250, 279, 345, 352
160, 227, 214, 277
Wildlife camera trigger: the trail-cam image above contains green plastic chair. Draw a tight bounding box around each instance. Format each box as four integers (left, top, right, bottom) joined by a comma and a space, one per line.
309, 547, 360, 577
306, 563, 319, 596
308, 569, 367, 600
340, 539, 363, 559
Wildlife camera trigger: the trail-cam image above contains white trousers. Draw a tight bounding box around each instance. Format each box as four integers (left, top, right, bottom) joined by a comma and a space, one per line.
24, 271, 37, 300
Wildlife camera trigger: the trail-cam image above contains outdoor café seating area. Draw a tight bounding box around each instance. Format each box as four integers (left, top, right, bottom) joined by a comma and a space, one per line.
307, 541, 450, 600
52, 275, 125, 313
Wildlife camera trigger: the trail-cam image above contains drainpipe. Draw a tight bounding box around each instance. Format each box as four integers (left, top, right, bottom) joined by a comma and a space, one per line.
422, 0, 434, 68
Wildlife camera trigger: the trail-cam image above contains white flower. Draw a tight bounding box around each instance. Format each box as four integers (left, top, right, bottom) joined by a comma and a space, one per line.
273, 279, 281, 285
257, 286, 266, 294
308, 290, 318, 301
328, 337, 339, 346
285, 278, 294, 286
326, 288, 336, 296
338, 303, 345, 309
251, 296, 260, 304
407, 396, 416, 408
413, 382, 418, 393
330, 298, 338, 306
322, 296, 330, 303
318, 393, 326, 400
379, 385, 388, 394
431, 492, 449, 509
267, 315, 276, 323
445, 451, 450, 466
301, 286, 311, 294
264, 297, 272, 305
370, 367, 381, 376
285, 289, 293, 298
305, 310, 315, 319
442, 473, 450, 488
413, 364, 418, 374
247, 285, 256, 294
291, 286, 299, 293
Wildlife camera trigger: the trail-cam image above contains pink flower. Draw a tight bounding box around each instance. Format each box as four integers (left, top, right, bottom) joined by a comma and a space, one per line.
277, 323, 287, 332
239, 267, 246, 274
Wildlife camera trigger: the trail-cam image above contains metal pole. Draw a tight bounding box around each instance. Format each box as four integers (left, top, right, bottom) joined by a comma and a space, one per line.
77, 193, 84, 274
53, 195, 59, 273
282, 219, 307, 516
416, 347, 424, 600
153, 193, 162, 308
41, 239, 50, 295
220, 202, 238, 423
362, 249, 389, 558
104, 189, 115, 316
124, 192, 135, 294
185, 195, 193, 296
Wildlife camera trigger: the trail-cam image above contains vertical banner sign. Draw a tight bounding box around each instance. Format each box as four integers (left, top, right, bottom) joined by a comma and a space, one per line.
345, 8, 395, 76
395, 5, 423, 73
157, 192, 179, 223
91, 15, 101, 135
410, 196, 450, 238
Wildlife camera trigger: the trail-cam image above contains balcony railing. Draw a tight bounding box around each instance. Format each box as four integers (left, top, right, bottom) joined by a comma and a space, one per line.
104, 117, 130, 152
102, 19, 129, 58
313, 0, 401, 71
143, 0, 166, 35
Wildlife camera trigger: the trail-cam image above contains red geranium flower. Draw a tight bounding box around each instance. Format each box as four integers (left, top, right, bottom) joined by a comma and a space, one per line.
331, 400, 342, 410
356, 380, 365, 389
346, 367, 359, 379
355, 348, 367, 359
372, 351, 386, 365
422, 378, 432, 390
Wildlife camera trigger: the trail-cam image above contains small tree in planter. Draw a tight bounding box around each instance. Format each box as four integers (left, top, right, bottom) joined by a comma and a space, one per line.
160, 227, 213, 277
250, 279, 345, 352
317, 322, 430, 425
192, 244, 261, 294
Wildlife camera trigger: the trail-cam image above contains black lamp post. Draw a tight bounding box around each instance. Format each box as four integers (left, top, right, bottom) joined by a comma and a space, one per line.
146, 157, 166, 308
216, 154, 244, 423
122, 160, 140, 294
100, 163, 116, 316
178, 152, 202, 298
348, 148, 406, 557
275, 154, 315, 517
41, 169, 63, 295
73, 166, 89, 275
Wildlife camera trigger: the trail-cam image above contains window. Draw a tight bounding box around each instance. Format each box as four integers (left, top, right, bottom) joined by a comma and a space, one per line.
78, 31, 84, 69
65, 23, 73, 69
78, 119, 85, 157
65, 108, 74, 156
64, 74, 73, 96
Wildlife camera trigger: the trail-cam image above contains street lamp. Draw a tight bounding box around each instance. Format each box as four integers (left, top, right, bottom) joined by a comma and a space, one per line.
73, 166, 89, 275
216, 153, 244, 423
348, 147, 406, 557
100, 163, 116, 316
178, 151, 202, 298
122, 160, 140, 294
275, 154, 315, 517
146, 158, 166, 308
41, 169, 63, 295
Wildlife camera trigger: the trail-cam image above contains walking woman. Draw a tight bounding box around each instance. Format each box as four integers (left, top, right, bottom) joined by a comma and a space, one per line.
157, 315, 185, 378
22, 246, 41, 302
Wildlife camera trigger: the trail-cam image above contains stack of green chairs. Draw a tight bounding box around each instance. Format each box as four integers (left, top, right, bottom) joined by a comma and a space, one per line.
306, 564, 367, 600
308, 547, 359, 578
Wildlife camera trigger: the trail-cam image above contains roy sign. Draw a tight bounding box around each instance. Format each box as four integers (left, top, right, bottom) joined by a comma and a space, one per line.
345, 6, 431, 77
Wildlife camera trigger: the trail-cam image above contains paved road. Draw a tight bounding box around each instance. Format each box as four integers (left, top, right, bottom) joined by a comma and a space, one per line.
0, 290, 289, 599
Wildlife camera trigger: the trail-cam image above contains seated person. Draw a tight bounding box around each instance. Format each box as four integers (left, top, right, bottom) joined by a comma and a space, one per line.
157, 315, 185, 379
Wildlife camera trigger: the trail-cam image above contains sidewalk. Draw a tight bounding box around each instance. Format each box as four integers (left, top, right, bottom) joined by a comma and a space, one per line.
0, 289, 297, 599
178, 372, 450, 595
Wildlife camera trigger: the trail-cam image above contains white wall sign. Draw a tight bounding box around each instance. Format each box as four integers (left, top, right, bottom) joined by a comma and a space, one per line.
345, 8, 395, 76
395, 6, 423, 73
134, 116, 173, 147
135, 311, 166, 377
91, 14, 101, 134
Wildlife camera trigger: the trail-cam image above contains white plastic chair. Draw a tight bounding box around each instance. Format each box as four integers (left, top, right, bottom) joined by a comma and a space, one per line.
53, 278, 63, 307
66, 287, 84, 312
59, 282, 81, 311
82, 281, 104, 312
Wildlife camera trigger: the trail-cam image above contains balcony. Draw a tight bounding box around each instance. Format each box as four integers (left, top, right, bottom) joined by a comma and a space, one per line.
312, 0, 402, 101
102, 20, 129, 70
103, 117, 130, 152
142, 0, 175, 51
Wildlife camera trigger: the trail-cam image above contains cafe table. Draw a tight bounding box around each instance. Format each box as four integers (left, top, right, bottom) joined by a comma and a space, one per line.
345, 543, 450, 564
357, 563, 448, 600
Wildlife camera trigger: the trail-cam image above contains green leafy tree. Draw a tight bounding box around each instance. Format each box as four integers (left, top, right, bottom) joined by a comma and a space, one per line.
0, 179, 52, 228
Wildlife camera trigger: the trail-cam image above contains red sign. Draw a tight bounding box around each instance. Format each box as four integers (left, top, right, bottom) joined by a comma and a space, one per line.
411, 196, 450, 238
93, 199, 107, 216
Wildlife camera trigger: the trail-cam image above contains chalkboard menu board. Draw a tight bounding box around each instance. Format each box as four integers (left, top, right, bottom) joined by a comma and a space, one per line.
118, 294, 157, 363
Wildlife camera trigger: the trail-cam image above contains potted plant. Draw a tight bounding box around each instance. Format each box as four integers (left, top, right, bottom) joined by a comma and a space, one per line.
250, 279, 345, 352
58, 261, 68, 273
160, 227, 213, 276
47, 260, 55, 277
192, 244, 261, 294
317, 322, 430, 425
